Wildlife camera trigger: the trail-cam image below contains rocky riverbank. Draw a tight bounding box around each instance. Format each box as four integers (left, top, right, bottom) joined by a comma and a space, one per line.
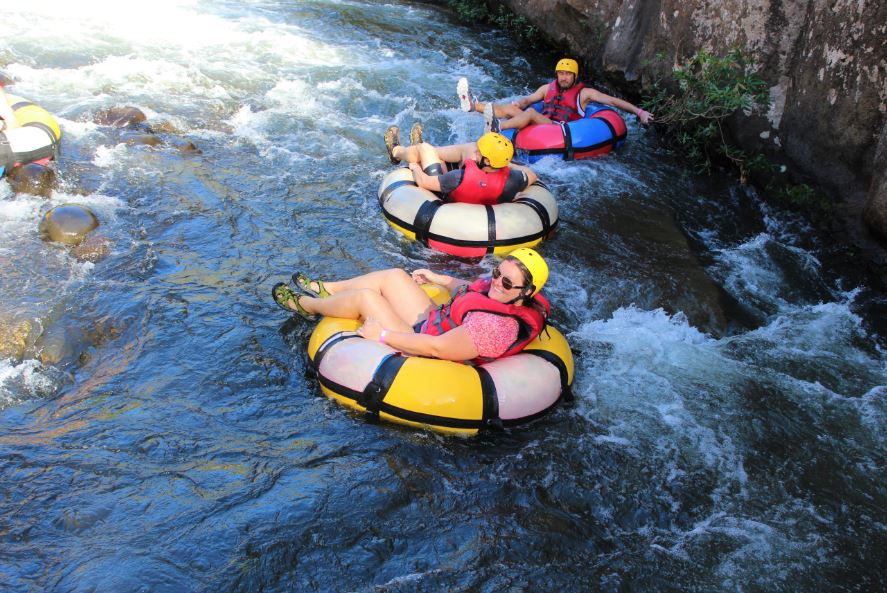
480, 0, 887, 281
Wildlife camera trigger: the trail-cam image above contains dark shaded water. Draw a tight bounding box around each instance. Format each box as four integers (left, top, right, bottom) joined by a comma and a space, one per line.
1, 2, 885, 591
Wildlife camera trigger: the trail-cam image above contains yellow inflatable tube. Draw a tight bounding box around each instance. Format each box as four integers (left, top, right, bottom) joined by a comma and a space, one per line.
1, 93, 61, 177
306, 284, 574, 436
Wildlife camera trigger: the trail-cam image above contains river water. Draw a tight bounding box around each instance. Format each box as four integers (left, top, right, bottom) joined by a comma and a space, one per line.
1, 1, 885, 592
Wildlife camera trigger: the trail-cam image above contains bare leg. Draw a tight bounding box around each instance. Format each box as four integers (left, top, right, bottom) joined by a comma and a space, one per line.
417, 142, 446, 173
294, 268, 434, 328
473, 102, 552, 131
394, 142, 467, 168
497, 109, 553, 130
391, 144, 421, 163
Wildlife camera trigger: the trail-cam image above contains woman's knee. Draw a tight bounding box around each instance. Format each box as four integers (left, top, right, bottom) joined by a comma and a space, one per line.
356, 287, 386, 309
387, 268, 413, 284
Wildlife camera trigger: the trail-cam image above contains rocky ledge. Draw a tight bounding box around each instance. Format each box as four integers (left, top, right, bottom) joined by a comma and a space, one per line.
491, 0, 887, 257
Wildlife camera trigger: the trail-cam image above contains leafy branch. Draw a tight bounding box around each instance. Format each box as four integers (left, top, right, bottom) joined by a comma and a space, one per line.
446, 0, 546, 48
644, 48, 771, 182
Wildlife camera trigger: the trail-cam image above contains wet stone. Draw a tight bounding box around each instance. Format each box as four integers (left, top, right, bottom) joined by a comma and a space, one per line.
0, 317, 34, 362
170, 138, 201, 154
121, 130, 163, 147
70, 233, 111, 263
6, 163, 56, 197
39, 204, 99, 245
94, 106, 147, 127
37, 324, 78, 366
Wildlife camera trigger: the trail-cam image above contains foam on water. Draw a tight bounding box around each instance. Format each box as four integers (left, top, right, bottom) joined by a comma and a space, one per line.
711, 232, 832, 315
2, 1, 350, 128
0, 359, 60, 409
570, 276, 885, 585
569, 303, 852, 586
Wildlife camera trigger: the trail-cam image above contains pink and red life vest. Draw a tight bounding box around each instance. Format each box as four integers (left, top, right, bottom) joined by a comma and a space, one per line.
422, 278, 549, 362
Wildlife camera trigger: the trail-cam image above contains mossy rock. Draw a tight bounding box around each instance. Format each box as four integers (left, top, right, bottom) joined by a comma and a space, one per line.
0, 317, 34, 362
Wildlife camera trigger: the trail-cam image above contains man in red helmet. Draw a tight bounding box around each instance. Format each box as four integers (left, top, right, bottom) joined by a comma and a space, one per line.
458, 58, 653, 132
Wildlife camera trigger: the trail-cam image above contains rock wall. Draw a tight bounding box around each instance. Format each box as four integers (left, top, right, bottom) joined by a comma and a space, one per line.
865, 123, 887, 243
494, 0, 887, 242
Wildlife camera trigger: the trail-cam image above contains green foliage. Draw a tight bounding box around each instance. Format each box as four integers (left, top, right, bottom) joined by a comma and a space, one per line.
446, 0, 546, 48
644, 48, 771, 182
771, 183, 834, 216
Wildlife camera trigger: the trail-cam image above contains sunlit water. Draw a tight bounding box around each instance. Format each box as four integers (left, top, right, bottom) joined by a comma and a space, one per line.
1, 2, 885, 592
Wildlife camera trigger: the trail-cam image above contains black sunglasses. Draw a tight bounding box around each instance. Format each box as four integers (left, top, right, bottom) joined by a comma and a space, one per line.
491, 266, 526, 291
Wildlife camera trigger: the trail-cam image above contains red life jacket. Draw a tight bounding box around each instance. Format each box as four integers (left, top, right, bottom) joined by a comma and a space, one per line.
447, 159, 510, 205
541, 80, 586, 122
422, 278, 550, 362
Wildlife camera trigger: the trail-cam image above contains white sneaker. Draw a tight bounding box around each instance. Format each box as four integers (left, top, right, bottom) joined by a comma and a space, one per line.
457, 77, 475, 112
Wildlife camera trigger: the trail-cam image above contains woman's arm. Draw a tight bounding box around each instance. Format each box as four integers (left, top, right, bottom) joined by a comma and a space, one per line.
357, 319, 479, 361
410, 268, 468, 293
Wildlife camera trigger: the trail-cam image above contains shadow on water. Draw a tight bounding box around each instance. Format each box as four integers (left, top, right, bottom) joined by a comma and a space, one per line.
1, 1, 885, 592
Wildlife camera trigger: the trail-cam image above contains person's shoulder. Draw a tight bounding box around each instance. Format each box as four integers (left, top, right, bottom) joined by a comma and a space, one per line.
508, 167, 529, 184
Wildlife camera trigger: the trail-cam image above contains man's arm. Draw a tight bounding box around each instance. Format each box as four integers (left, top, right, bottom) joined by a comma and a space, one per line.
512, 84, 548, 110
581, 87, 653, 125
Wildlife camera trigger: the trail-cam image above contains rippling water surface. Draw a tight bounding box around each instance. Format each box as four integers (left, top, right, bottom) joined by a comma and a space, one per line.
1, 2, 885, 591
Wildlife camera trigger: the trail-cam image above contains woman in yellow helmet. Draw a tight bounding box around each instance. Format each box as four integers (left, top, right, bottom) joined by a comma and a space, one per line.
458, 57, 653, 131
271, 247, 551, 363
383, 126, 538, 205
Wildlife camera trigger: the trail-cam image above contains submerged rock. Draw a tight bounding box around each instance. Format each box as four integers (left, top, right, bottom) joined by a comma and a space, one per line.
39, 204, 99, 245
120, 130, 163, 147
6, 163, 57, 197
94, 106, 147, 127
170, 138, 201, 155
70, 233, 112, 263
35, 315, 124, 368
37, 324, 79, 366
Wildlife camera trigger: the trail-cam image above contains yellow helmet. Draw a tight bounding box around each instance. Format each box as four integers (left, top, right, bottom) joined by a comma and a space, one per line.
476, 132, 514, 169
555, 58, 579, 76
508, 247, 549, 296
